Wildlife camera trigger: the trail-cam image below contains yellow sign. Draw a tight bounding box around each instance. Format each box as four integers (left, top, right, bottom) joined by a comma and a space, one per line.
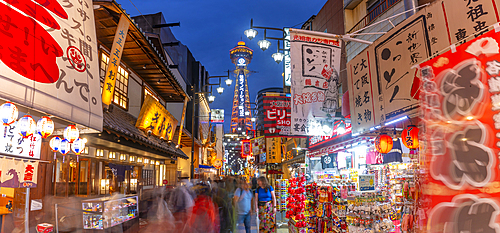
136, 95, 178, 141
266, 137, 281, 163
102, 14, 129, 105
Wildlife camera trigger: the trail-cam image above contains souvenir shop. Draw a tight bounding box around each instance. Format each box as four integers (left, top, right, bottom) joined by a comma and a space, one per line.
282, 123, 421, 233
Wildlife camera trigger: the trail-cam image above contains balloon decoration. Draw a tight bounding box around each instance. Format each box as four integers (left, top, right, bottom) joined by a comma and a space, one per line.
375, 133, 393, 154
0, 102, 18, 125
17, 115, 36, 138
50, 136, 61, 160
286, 175, 307, 228
37, 116, 54, 138
63, 125, 79, 143
401, 125, 419, 150
59, 139, 70, 163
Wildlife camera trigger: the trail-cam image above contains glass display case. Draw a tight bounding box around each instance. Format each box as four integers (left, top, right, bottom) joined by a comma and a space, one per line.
82, 195, 138, 230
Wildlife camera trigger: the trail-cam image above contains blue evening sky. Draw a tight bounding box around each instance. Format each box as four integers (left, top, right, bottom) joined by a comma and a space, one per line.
116, 0, 327, 131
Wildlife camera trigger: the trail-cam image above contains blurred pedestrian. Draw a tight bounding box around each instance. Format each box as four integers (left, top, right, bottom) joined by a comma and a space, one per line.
254, 176, 277, 232
233, 180, 253, 233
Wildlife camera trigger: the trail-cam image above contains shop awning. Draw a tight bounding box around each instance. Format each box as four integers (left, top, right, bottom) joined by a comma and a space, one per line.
173, 127, 201, 148
93, 0, 187, 102
199, 165, 215, 169
96, 106, 188, 159
307, 137, 373, 157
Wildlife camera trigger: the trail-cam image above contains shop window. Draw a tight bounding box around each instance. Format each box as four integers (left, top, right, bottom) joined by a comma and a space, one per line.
108, 152, 116, 159
144, 158, 149, 165
129, 155, 136, 163
119, 154, 127, 161
78, 160, 88, 195
82, 147, 89, 155
150, 160, 155, 165
68, 158, 78, 196
142, 170, 154, 186
99, 52, 129, 110
55, 157, 67, 197
137, 157, 143, 163
96, 149, 104, 157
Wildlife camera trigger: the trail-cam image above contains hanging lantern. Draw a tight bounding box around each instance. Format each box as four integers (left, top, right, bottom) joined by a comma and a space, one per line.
0, 102, 18, 125
50, 136, 61, 160
18, 115, 36, 138
375, 133, 393, 154
59, 139, 70, 163
37, 116, 54, 138
72, 137, 85, 162
63, 125, 79, 143
402, 125, 419, 150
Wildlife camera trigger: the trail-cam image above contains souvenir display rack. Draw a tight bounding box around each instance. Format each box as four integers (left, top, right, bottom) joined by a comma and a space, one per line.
82, 195, 138, 231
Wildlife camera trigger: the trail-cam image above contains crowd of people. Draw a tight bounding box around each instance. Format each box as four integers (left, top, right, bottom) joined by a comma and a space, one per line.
141, 176, 279, 233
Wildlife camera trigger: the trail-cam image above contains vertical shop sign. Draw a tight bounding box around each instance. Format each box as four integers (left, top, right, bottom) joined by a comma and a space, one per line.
290, 29, 341, 136
420, 28, 500, 231
284, 28, 292, 87
241, 139, 251, 158
266, 137, 281, 163
264, 94, 291, 136
251, 136, 266, 156
136, 95, 178, 141
0, 0, 102, 131
102, 14, 129, 106
348, 51, 376, 135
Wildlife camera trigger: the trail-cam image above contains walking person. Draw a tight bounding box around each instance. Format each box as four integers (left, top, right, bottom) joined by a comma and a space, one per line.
254, 176, 277, 233
233, 180, 253, 233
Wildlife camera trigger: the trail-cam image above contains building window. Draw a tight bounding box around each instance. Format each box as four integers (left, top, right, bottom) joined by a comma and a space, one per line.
129, 155, 136, 163
108, 152, 116, 159
142, 170, 154, 186
100, 52, 129, 109
137, 157, 143, 163
120, 154, 127, 161
96, 149, 104, 157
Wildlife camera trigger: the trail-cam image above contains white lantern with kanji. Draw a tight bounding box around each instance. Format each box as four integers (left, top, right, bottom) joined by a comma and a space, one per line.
71, 137, 85, 155
37, 116, 54, 138
50, 136, 61, 152
59, 139, 70, 155
18, 115, 36, 138
0, 102, 18, 125
63, 125, 79, 143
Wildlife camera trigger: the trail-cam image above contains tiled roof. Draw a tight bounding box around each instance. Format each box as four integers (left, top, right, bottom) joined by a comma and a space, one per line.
103, 106, 188, 159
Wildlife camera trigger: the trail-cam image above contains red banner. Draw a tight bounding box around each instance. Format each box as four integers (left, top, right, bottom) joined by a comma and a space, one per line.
420, 28, 500, 231
264, 94, 291, 136
241, 139, 251, 158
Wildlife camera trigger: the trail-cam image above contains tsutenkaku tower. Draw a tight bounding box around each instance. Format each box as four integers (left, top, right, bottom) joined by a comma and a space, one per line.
229, 41, 253, 134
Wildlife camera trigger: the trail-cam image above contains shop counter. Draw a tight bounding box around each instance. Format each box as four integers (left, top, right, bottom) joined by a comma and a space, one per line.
81, 195, 138, 232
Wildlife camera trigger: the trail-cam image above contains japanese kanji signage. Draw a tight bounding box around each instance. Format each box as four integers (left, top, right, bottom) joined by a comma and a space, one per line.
0, 0, 102, 131
136, 95, 178, 141
266, 137, 281, 163
0, 158, 38, 188
290, 28, 341, 136
420, 28, 500, 231
102, 14, 129, 106
284, 28, 292, 87
1, 122, 41, 159
264, 94, 291, 136
251, 136, 265, 156
241, 139, 251, 158
211, 109, 224, 123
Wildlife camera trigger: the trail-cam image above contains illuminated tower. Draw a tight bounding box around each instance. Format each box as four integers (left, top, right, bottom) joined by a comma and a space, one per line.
229, 41, 253, 133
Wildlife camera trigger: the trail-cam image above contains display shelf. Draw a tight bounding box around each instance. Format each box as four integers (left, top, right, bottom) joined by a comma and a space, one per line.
82, 195, 138, 230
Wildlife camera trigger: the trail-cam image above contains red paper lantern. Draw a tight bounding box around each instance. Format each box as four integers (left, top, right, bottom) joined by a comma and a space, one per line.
402, 125, 419, 150
375, 134, 393, 154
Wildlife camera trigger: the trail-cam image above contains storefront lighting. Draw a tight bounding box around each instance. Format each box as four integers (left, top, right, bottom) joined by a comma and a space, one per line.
50, 136, 61, 160
137, 157, 143, 163
0, 102, 18, 125
59, 139, 70, 162
63, 125, 79, 143
37, 116, 54, 138
108, 152, 116, 159
150, 160, 155, 165
100, 179, 109, 190
225, 78, 233, 86
216, 86, 224, 94
384, 116, 409, 126
258, 39, 271, 51
272, 52, 284, 64
96, 149, 104, 157
144, 158, 149, 164
244, 28, 258, 40
18, 115, 36, 138
208, 94, 215, 103
120, 154, 127, 161
155, 161, 160, 166
130, 156, 136, 163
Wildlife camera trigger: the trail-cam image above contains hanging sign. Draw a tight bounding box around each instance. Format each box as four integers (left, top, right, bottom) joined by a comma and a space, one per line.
420, 28, 500, 231
0, 158, 38, 188
264, 94, 291, 136
290, 28, 341, 136
102, 14, 130, 106
0, 0, 102, 131
251, 136, 266, 156
1, 122, 42, 159
241, 140, 251, 158
211, 109, 224, 123
136, 95, 179, 141
284, 28, 292, 87
266, 137, 281, 163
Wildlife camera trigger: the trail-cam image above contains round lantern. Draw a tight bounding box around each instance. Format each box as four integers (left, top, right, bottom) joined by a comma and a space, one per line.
17, 115, 36, 138
375, 133, 393, 154
49, 136, 61, 152
63, 125, 79, 143
37, 116, 54, 138
71, 137, 85, 155
59, 139, 70, 155
402, 125, 419, 150
0, 102, 18, 125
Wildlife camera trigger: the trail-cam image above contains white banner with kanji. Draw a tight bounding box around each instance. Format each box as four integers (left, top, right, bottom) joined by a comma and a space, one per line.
290, 29, 342, 136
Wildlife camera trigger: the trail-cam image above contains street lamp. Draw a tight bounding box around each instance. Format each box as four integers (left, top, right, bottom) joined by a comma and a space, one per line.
258, 39, 271, 51
208, 94, 215, 103
216, 86, 224, 94
225, 77, 232, 86
272, 52, 284, 64
244, 28, 258, 40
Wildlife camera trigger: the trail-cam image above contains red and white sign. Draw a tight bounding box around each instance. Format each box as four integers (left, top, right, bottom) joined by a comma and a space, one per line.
36, 223, 54, 233
420, 28, 500, 231
241, 139, 251, 158
0, 0, 102, 131
162, 179, 168, 185
264, 94, 291, 136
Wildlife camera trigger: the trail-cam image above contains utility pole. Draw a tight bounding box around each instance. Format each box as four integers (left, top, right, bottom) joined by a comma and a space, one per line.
190, 84, 196, 180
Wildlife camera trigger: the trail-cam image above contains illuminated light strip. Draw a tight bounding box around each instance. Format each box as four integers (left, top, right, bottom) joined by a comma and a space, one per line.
384, 116, 409, 126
